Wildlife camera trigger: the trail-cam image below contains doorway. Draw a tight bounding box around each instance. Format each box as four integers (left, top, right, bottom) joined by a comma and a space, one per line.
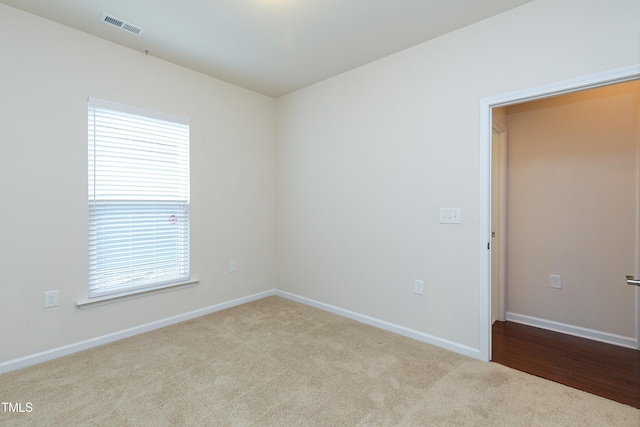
479, 64, 640, 362
482, 65, 640, 406
493, 80, 640, 343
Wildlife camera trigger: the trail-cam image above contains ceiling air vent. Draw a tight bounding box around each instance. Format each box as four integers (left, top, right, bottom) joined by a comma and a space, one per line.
99, 12, 145, 36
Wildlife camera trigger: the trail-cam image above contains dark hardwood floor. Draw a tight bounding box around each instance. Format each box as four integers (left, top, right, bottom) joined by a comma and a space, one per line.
492, 321, 640, 409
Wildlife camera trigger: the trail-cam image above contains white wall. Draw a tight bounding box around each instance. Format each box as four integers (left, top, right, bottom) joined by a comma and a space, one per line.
0, 4, 277, 363
505, 81, 640, 338
276, 0, 640, 352
2, 0, 639, 366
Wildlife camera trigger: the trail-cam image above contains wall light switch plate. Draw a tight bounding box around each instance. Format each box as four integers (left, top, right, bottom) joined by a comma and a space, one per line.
550, 275, 562, 289
414, 279, 424, 295
229, 261, 236, 273
439, 208, 461, 224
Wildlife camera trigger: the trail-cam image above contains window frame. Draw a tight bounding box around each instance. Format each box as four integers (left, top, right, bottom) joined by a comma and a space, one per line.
86, 98, 193, 302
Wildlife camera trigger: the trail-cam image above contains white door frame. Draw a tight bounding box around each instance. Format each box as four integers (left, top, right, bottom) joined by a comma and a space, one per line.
478, 64, 640, 362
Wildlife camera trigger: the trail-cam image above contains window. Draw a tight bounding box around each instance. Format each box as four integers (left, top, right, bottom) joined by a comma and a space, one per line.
88, 98, 190, 298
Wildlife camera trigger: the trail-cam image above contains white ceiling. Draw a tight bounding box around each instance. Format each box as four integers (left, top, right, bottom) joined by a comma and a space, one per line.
1, 0, 534, 97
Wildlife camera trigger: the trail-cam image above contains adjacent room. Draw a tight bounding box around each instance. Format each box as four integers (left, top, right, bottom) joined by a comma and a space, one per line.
490, 80, 640, 408
1, 0, 638, 424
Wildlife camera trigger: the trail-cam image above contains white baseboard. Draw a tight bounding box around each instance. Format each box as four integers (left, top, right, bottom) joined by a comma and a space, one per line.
0, 290, 276, 374
1, 289, 481, 374
505, 312, 638, 349
275, 290, 480, 359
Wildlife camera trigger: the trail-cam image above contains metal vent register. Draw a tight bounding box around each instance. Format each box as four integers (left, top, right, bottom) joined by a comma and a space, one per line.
99, 13, 145, 36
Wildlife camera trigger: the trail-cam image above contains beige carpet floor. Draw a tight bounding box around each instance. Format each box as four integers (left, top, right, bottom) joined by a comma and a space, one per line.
0, 296, 638, 426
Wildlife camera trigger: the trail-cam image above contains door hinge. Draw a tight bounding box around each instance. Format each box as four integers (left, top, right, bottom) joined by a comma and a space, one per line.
487, 242, 490, 250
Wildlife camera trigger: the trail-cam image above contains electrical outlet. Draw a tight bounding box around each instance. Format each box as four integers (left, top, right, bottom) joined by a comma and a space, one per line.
44, 290, 59, 308
414, 279, 424, 295
550, 275, 562, 289
229, 260, 236, 273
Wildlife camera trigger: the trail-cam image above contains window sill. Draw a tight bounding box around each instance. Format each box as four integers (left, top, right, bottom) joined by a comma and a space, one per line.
76, 278, 199, 310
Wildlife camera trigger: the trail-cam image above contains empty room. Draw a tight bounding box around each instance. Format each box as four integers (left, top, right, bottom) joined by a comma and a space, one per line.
1, 0, 638, 425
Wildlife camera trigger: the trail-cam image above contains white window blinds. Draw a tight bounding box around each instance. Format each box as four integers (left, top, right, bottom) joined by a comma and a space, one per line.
88, 98, 190, 298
